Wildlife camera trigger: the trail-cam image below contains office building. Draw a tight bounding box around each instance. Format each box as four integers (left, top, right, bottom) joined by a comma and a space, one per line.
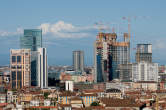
37, 48, 48, 88
73, 50, 84, 73
136, 44, 152, 63
20, 29, 42, 86
94, 32, 130, 82
132, 61, 158, 82
10, 49, 31, 89
30, 51, 38, 86
20, 29, 42, 51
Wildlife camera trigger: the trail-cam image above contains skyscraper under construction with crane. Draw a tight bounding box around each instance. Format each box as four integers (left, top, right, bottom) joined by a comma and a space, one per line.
94, 32, 130, 82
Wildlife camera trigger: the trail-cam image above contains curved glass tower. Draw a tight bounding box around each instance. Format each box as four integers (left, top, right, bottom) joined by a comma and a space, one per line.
20, 29, 42, 86
20, 29, 42, 51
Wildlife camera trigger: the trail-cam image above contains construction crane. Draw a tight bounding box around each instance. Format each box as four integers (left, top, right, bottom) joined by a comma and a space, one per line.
122, 16, 131, 41
122, 16, 150, 42
94, 21, 110, 33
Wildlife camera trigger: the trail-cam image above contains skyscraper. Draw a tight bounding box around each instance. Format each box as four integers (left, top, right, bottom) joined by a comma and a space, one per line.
73, 50, 84, 73
136, 44, 152, 63
20, 29, 42, 51
94, 32, 130, 82
20, 29, 42, 86
37, 48, 48, 88
10, 49, 31, 89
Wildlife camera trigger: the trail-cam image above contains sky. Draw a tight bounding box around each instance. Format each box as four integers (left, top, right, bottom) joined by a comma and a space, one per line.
0, 0, 166, 66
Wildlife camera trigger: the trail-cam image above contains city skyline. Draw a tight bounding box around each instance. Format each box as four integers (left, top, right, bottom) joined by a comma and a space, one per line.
1, 1, 166, 109
0, 0, 166, 66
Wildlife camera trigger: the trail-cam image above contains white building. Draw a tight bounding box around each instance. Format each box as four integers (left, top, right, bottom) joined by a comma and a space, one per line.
44, 100, 51, 106
65, 81, 73, 92
30, 100, 39, 106
0, 93, 6, 103
132, 62, 158, 82
37, 48, 48, 88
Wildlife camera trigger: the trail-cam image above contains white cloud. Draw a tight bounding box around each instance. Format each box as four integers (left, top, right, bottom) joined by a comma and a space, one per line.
0, 31, 10, 37
38, 23, 50, 34
152, 39, 166, 52
0, 21, 97, 38
0, 28, 23, 37
38, 21, 96, 38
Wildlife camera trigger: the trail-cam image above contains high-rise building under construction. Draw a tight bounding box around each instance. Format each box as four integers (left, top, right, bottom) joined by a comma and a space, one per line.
136, 44, 152, 63
94, 32, 130, 82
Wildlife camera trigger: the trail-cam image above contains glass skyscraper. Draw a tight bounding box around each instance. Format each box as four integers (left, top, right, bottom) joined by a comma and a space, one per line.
20, 29, 42, 86
20, 29, 42, 51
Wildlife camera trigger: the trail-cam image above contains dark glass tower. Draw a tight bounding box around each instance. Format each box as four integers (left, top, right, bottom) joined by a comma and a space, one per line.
20, 29, 42, 51
20, 29, 42, 86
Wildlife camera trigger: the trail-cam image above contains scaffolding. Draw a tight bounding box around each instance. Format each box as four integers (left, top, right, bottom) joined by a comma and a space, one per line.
95, 32, 130, 82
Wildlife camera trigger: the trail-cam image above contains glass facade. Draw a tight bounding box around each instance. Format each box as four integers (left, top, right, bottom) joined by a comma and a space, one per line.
12, 71, 16, 89
95, 33, 130, 82
110, 45, 130, 79
20, 29, 42, 86
17, 56, 21, 62
12, 56, 16, 63
31, 51, 38, 86
97, 54, 103, 82
20, 29, 42, 51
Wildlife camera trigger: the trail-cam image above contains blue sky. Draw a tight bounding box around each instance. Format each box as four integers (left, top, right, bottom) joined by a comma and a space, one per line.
0, 0, 166, 66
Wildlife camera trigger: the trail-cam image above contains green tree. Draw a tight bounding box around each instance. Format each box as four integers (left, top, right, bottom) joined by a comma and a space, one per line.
44, 92, 50, 99
90, 101, 99, 106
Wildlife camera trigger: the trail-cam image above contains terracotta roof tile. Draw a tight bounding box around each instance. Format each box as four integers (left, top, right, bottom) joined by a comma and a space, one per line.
99, 98, 145, 107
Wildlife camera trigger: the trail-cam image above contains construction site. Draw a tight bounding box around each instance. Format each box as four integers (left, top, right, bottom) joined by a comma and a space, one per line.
94, 32, 130, 82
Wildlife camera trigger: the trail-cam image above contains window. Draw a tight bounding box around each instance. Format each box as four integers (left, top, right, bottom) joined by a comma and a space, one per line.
11, 66, 16, 69
12, 56, 16, 63
25, 53, 29, 56
17, 56, 21, 62
17, 65, 22, 69
12, 71, 16, 88
17, 71, 22, 87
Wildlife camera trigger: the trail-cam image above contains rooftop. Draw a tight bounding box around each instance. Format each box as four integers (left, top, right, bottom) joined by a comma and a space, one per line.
99, 98, 145, 107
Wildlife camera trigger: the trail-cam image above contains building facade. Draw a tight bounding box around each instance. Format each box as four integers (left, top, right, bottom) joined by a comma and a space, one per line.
65, 81, 73, 92
94, 32, 130, 82
20, 29, 42, 51
20, 29, 42, 86
10, 49, 31, 89
73, 50, 84, 73
37, 48, 48, 88
132, 62, 158, 82
118, 64, 132, 81
136, 44, 152, 63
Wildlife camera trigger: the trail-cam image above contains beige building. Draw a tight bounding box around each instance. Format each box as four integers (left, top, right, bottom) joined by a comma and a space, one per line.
132, 81, 158, 91
10, 49, 31, 89
105, 88, 122, 98
70, 97, 83, 108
